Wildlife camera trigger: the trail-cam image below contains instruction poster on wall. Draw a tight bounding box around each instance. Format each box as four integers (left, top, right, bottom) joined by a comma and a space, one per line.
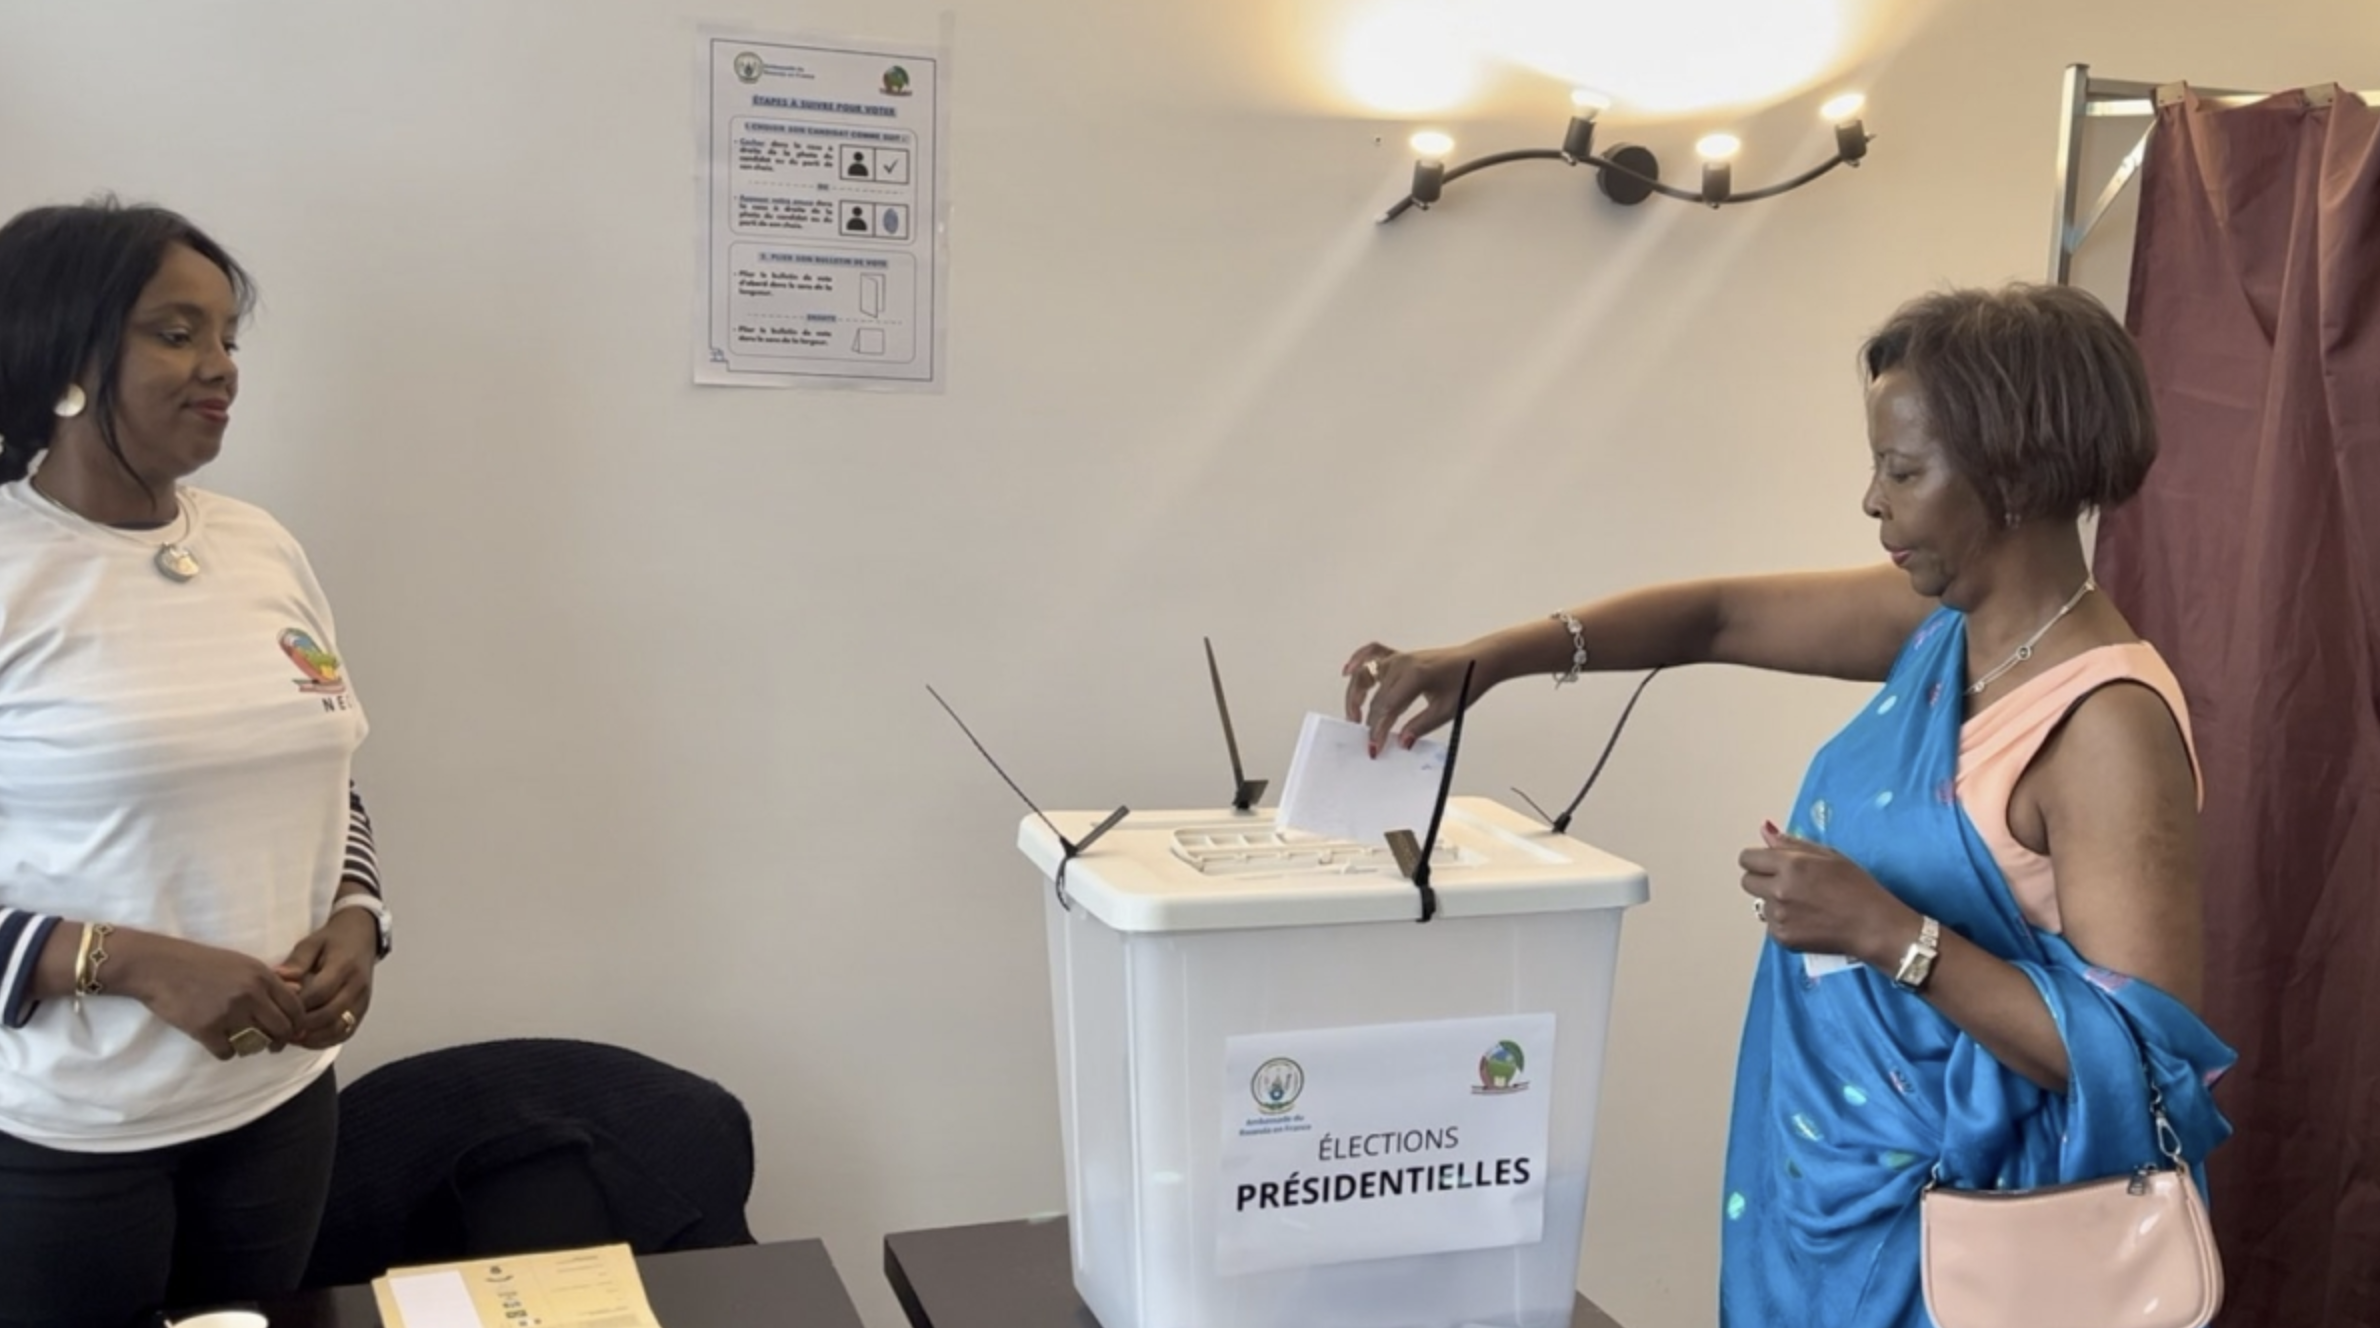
699, 31, 943, 388
1217, 1013, 1557, 1276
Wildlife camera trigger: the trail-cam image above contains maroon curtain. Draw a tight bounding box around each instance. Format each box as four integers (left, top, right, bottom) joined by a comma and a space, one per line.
2096, 87, 2380, 1328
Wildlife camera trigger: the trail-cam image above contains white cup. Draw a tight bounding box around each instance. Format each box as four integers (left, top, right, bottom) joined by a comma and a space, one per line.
170, 1313, 268, 1328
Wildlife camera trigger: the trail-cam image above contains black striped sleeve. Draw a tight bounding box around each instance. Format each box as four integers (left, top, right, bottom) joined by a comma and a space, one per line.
0, 907, 62, 1029
342, 782, 382, 898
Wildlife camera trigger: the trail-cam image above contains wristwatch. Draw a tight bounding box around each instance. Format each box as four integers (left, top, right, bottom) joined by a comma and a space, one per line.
1890, 915, 1940, 992
332, 892, 394, 959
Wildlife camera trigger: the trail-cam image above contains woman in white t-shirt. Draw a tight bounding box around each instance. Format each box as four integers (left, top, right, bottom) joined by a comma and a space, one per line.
0, 199, 389, 1328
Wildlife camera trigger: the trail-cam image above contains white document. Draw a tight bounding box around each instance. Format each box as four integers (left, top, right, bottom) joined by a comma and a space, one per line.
373, 1244, 663, 1328
388, 1272, 480, 1328
698, 31, 943, 388
1273, 713, 1449, 845
1803, 953, 1857, 978
1219, 1013, 1557, 1276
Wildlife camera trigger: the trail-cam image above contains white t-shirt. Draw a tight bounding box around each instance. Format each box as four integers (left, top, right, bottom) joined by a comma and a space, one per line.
0, 479, 367, 1151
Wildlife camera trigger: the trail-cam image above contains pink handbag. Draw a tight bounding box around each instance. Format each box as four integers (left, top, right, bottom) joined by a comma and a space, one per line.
1919, 1086, 2222, 1328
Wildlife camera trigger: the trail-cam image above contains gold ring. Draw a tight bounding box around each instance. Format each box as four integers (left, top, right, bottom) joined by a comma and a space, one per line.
338, 1009, 358, 1036
227, 1026, 271, 1057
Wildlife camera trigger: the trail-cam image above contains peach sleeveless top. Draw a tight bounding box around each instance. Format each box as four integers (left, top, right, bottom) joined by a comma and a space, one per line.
1954, 643, 2200, 934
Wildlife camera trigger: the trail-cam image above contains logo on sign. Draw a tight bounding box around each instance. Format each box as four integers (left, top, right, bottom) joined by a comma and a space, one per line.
1251, 1057, 1305, 1114
1474, 1040, 1530, 1095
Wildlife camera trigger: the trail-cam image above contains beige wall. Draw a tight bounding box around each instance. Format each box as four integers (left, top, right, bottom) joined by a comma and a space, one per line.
3, 2, 2372, 1324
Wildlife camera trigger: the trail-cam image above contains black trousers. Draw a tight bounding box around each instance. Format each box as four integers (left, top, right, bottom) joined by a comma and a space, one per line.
0, 1070, 338, 1328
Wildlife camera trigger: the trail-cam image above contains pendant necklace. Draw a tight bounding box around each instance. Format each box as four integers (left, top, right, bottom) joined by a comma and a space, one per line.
27, 475, 201, 583
1968, 577, 2094, 696
151, 505, 200, 582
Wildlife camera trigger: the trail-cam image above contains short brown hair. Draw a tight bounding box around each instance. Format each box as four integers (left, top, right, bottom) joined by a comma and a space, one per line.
1860, 284, 2157, 522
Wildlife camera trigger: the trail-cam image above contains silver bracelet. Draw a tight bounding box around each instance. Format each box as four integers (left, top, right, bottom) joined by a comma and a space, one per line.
1550, 610, 1589, 686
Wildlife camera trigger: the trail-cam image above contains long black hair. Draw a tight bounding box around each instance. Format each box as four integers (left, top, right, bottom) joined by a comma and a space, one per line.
0, 198, 255, 487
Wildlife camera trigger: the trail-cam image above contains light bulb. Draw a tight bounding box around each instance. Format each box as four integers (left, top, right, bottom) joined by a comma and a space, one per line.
1569, 88, 1612, 115
1821, 93, 1867, 123
1410, 130, 1454, 160
1696, 133, 1741, 162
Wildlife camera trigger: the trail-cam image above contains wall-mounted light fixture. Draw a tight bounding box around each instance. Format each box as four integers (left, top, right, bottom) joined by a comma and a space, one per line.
1381, 90, 1872, 222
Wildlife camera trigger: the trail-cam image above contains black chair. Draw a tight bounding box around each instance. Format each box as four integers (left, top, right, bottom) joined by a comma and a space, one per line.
303, 1038, 757, 1288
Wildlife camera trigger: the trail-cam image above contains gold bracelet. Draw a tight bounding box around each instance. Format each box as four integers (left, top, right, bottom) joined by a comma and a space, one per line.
72, 924, 96, 1004
72, 922, 116, 999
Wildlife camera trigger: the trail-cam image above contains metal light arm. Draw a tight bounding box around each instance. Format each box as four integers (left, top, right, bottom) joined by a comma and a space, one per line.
1380, 118, 1875, 221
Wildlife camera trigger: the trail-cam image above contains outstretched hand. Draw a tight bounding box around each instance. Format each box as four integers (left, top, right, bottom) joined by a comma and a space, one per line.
1342, 642, 1484, 757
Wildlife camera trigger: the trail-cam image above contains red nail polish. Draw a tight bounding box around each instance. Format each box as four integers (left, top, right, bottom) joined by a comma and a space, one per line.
1763, 819, 1781, 837
1367, 742, 1379, 759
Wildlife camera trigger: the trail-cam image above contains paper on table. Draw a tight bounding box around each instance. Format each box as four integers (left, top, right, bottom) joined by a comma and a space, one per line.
1273, 713, 1450, 845
387, 1271, 480, 1328
371, 1243, 662, 1328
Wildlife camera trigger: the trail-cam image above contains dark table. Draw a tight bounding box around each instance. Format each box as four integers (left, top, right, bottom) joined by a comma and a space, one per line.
252, 1240, 866, 1328
883, 1217, 1623, 1328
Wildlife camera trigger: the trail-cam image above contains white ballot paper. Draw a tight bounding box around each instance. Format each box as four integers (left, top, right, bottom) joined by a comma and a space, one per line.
1274, 713, 1450, 844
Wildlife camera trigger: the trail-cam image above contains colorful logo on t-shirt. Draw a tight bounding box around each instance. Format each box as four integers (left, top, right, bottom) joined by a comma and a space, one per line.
279, 628, 347, 696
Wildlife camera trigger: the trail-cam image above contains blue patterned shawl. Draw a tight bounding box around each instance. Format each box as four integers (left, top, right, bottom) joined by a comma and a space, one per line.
1718, 608, 2234, 1326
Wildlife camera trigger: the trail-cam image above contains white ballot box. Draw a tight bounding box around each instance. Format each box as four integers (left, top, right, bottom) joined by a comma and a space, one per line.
1020, 796, 1648, 1328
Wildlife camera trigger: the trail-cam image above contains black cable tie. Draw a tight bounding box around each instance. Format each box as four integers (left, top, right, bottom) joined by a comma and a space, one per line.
1384, 829, 1432, 919
1514, 667, 1663, 835
1203, 637, 1267, 811
927, 684, 1128, 912
1387, 660, 1476, 923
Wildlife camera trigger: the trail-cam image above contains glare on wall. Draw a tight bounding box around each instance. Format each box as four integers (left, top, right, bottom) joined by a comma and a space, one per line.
1334, 0, 1862, 117
1337, 0, 1488, 115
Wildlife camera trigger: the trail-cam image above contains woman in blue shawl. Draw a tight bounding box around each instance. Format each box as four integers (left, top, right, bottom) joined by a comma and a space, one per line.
1344, 284, 2231, 1327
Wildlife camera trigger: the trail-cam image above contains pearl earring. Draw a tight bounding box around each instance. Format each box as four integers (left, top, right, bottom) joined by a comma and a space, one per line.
53, 385, 87, 419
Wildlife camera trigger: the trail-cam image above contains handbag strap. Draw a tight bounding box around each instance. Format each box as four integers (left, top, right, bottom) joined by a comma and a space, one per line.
2119, 999, 2190, 1170
2145, 1064, 2186, 1168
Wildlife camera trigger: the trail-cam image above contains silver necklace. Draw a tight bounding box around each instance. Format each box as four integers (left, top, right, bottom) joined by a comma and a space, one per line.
1968, 577, 2094, 696
153, 511, 200, 582
29, 478, 201, 583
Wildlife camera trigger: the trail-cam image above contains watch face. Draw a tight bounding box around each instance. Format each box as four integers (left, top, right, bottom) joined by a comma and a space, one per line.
1894, 918, 1941, 991
1896, 948, 1935, 990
